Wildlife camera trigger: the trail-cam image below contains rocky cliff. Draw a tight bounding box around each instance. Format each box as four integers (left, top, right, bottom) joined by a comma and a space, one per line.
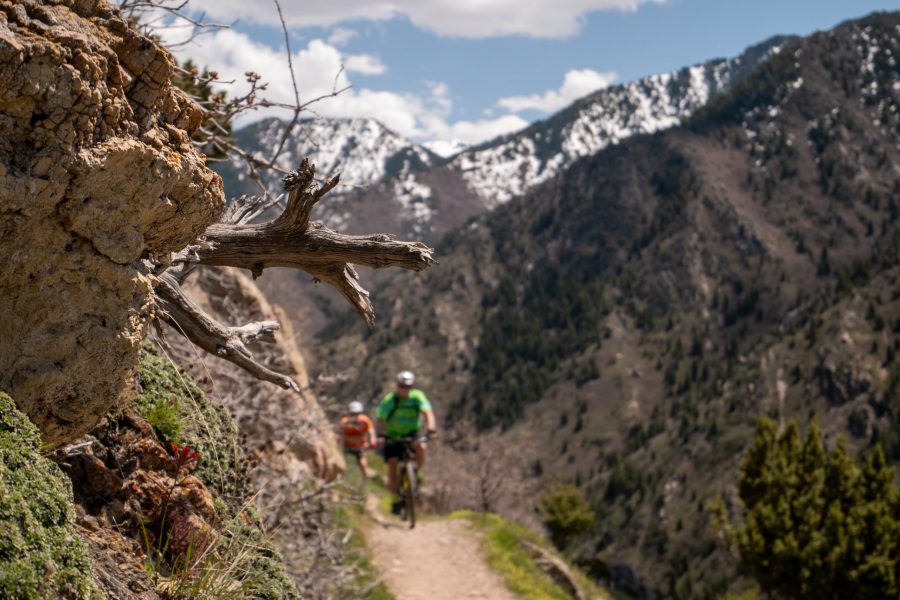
0, 0, 223, 446
0, 3, 355, 598
165, 267, 351, 596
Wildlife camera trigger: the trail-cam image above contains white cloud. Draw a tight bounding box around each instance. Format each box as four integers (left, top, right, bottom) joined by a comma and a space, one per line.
163, 28, 527, 147
424, 139, 468, 158
429, 115, 529, 145
498, 68, 618, 113
184, 0, 664, 39
327, 27, 358, 46
344, 53, 387, 75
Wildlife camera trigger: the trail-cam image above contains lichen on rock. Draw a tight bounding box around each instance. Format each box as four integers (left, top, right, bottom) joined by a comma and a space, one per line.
0, 391, 100, 599
136, 342, 249, 511
0, 0, 224, 447
134, 344, 302, 599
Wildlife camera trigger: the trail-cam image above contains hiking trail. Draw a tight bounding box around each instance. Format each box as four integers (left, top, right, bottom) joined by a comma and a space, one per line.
364, 495, 520, 600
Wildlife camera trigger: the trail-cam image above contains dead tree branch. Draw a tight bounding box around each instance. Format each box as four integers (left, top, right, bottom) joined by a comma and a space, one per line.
154, 158, 433, 388
155, 272, 301, 391
189, 159, 435, 326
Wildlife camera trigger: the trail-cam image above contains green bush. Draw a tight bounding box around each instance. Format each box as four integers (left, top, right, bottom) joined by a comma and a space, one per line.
728, 418, 900, 599
538, 483, 595, 549
0, 392, 100, 599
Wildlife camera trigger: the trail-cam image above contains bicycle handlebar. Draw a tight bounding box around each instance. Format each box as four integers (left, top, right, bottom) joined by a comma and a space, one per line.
378, 434, 430, 444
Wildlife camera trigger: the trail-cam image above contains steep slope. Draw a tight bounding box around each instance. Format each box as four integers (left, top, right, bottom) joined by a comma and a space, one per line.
163, 267, 349, 598
221, 37, 787, 242
232, 37, 788, 339
318, 12, 900, 598
453, 35, 791, 208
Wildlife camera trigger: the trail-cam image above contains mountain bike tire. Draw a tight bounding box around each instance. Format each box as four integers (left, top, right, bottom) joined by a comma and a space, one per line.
402, 461, 416, 529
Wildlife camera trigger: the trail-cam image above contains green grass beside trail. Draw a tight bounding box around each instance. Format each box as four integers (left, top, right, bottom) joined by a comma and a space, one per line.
336, 451, 396, 600
453, 511, 617, 600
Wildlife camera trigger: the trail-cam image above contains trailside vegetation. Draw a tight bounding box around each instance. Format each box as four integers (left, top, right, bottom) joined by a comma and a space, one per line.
727, 418, 900, 599
538, 483, 596, 550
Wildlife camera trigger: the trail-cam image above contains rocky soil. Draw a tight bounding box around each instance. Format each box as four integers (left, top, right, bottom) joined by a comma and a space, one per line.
0, 0, 223, 446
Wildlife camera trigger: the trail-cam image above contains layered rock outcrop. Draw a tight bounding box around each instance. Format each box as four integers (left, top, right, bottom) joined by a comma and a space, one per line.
0, 0, 223, 446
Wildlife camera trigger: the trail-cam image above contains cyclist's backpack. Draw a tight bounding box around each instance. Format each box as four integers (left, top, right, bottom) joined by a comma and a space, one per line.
384, 392, 419, 422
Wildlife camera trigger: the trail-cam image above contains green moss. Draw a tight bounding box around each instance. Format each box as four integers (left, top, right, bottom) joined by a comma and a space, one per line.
137, 343, 246, 510
136, 344, 300, 599
0, 392, 100, 600
139, 397, 184, 445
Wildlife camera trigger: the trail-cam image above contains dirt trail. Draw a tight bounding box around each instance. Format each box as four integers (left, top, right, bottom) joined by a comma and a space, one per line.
365, 496, 519, 600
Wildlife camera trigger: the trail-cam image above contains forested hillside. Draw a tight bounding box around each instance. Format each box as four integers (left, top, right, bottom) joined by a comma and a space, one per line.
226, 37, 788, 337
318, 11, 900, 598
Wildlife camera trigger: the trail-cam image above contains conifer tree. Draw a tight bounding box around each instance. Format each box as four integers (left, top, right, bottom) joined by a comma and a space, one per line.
729, 418, 900, 598
539, 483, 596, 549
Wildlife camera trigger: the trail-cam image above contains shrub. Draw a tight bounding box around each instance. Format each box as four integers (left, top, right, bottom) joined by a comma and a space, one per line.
538, 483, 595, 549
726, 418, 900, 599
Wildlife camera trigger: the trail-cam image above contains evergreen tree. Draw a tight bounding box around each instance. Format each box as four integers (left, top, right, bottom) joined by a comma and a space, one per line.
539, 483, 596, 549
729, 418, 900, 598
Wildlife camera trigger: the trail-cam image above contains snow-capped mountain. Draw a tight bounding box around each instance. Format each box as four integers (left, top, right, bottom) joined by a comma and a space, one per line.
215, 116, 440, 197
216, 35, 792, 245
223, 34, 795, 337
451, 36, 792, 207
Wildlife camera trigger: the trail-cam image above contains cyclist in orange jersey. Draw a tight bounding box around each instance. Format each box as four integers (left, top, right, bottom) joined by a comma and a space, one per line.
339, 400, 377, 479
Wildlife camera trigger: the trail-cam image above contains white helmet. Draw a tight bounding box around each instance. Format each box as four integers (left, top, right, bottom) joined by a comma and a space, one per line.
348, 400, 364, 414
396, 370, 415, 386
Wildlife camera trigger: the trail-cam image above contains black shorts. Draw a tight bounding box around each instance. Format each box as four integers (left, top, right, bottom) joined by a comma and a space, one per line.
346, 448, 362, 460
382, 437, 417, 461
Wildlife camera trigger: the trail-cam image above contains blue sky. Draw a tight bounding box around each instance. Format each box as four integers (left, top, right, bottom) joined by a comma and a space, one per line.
171, 0, 899, 153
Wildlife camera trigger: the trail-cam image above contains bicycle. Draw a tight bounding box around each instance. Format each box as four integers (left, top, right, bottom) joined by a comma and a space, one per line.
389, 435, 427, 529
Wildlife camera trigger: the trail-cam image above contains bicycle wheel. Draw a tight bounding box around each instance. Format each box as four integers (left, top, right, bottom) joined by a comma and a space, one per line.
403, 461, 416, 528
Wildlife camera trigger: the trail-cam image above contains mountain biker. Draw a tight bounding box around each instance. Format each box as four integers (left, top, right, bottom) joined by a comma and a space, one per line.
376, 370, 437, 514
339, 400, 377, 479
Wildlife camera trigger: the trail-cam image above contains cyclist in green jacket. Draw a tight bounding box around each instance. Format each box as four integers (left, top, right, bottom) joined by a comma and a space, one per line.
376, 370, 437, 513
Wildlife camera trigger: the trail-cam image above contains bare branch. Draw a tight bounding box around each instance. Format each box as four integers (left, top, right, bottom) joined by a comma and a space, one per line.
190, 160, 436, 326
220, 193, 285, 225
154, 273, 301, 392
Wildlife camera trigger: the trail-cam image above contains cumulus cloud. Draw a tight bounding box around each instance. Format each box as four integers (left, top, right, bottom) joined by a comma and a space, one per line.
163, 28, 527, 147
498, 68, 618, 113
434, 115, 529, 144
185, 0, 664, 39
344, 53, 387, 75
327, 27, 358, 46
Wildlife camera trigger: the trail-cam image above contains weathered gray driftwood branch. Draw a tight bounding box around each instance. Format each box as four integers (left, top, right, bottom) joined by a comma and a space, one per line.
193, 159, 435, 327
155, 272, 301, 392
154, 158, 435, 392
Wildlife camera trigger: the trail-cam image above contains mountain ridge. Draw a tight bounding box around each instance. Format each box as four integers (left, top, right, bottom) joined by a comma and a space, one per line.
216, 34, 791, 234
316, 11, 900, 598
225, 35, 793, 338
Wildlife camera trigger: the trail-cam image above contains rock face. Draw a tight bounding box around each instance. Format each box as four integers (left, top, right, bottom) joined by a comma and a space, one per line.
177, 268, 344, 482
60, 410, 218, 570
0, 0, 223, 445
